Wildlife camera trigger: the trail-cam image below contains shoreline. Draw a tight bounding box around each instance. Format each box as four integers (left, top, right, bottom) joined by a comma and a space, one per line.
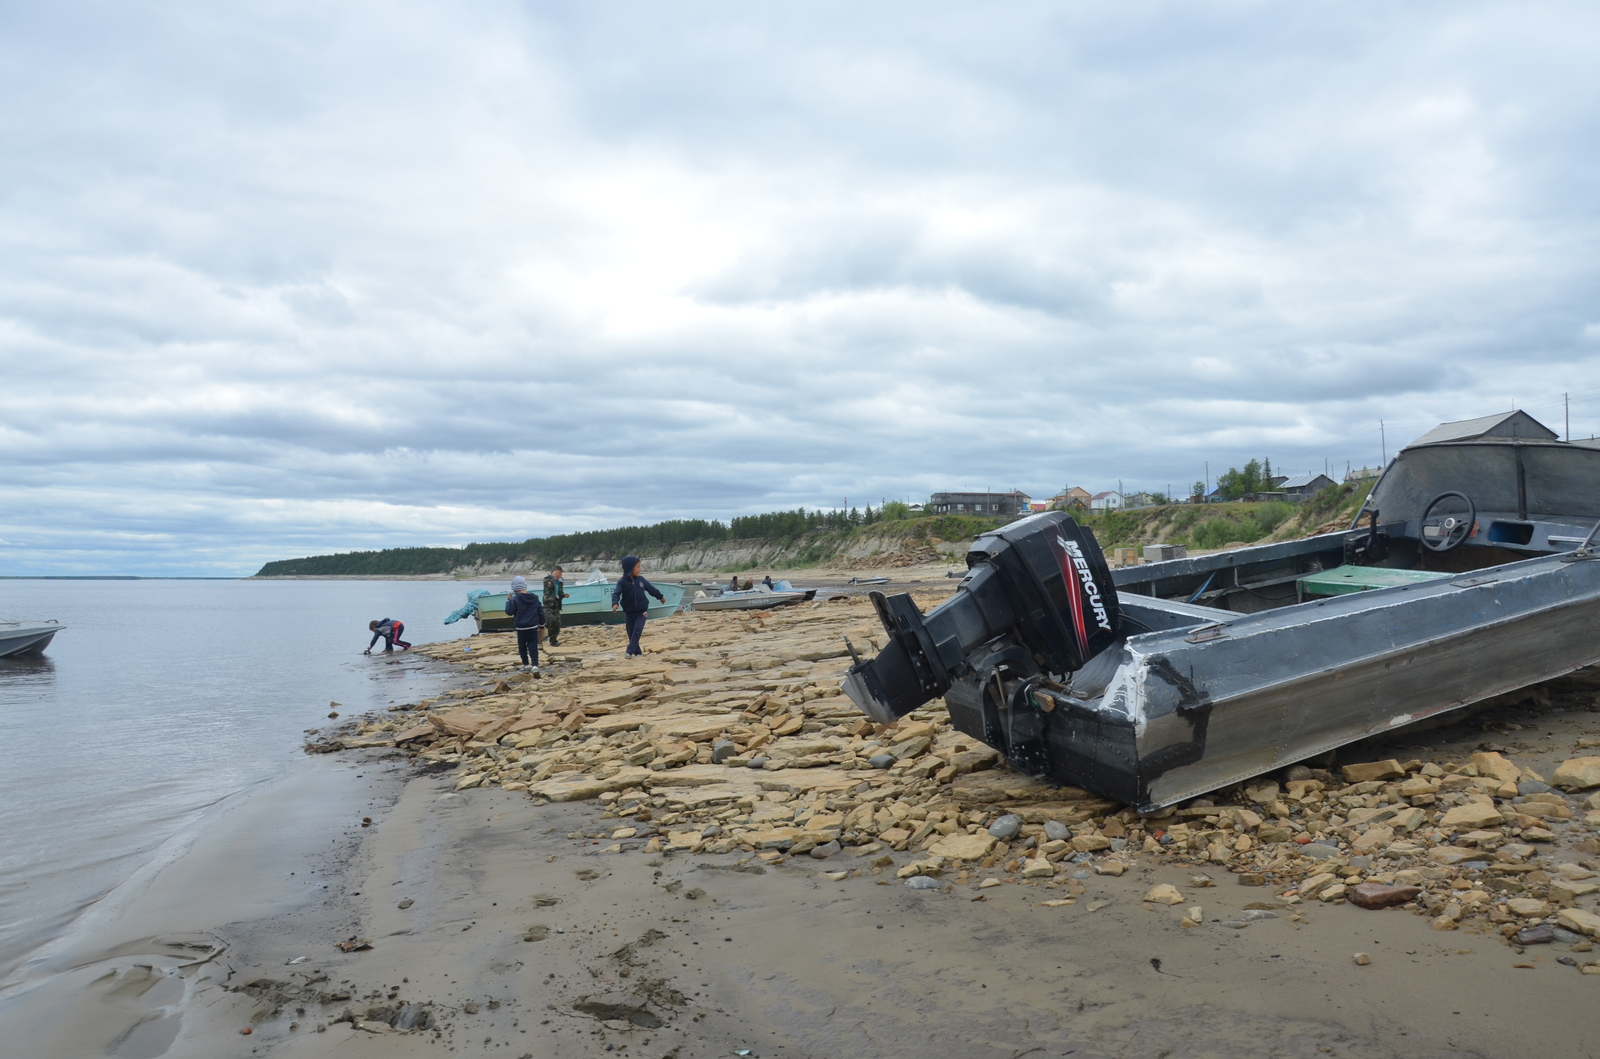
0, 752, 415, 1056
7, 597, 1600, 1057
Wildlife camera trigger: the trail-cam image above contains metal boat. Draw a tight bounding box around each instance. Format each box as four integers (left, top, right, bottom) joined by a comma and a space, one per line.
689, 581, 817, 611
0, 620, 66, 658
841, 412, 1600, 811
473, 571, 686, 633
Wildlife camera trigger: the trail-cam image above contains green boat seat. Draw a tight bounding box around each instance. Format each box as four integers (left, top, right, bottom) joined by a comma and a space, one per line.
1297, 564, 1453, 599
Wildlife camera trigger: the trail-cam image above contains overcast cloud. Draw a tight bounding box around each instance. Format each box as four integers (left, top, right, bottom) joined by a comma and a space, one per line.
4, 1, 1600, 575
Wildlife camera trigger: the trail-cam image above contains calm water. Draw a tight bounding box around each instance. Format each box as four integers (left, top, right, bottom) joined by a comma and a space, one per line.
0, 578, 496, 980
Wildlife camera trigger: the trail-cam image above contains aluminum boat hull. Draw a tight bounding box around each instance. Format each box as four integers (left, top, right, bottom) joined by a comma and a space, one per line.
0, 622, 65, 658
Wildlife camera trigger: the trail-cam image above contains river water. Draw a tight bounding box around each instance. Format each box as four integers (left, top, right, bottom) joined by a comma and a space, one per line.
0, 578, 495, 982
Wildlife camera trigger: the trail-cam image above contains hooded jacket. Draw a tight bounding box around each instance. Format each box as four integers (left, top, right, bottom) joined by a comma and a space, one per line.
504, 590, 546, 630
610, 557, 665, 614
368, 618, 401, 649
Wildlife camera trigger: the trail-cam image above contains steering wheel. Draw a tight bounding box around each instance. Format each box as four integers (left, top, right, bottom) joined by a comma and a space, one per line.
1420, 491, 1476, 553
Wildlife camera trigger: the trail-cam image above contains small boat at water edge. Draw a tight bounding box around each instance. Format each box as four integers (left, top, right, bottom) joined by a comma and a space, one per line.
0, 620, 65, 658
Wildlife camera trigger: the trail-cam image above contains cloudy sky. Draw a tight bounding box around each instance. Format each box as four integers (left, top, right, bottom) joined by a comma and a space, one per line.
4, 1, 1600, 575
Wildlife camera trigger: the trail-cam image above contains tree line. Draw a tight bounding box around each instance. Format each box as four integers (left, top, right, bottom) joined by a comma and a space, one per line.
255, 503, 916, 576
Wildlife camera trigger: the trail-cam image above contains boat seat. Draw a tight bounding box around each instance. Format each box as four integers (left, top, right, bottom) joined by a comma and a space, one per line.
1297, 564, 1452, 599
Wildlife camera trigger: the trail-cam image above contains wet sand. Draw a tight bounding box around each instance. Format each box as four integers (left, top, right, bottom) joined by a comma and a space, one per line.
86, 758, 1597, 1059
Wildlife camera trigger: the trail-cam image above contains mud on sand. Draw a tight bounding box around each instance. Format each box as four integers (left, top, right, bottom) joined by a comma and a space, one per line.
27, 595, 1600, 1057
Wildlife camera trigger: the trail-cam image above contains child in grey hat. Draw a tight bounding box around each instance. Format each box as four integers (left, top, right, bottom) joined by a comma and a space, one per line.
504, 575, 546, 674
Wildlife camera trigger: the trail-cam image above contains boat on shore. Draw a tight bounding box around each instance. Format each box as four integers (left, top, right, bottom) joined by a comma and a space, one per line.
472, 571, 685, 632
689, 581, 817, 611
842, 411, 1600, 810
0, 620, 65, 658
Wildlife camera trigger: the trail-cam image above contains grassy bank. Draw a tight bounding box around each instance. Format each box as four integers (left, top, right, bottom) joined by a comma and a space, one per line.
1077, 479, 1374, 553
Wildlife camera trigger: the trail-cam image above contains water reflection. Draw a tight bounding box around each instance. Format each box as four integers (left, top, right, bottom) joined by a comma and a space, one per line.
0, 653, 56, 679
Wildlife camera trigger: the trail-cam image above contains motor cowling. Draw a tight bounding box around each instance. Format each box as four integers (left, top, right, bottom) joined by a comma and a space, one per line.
841, 512, 1121, 724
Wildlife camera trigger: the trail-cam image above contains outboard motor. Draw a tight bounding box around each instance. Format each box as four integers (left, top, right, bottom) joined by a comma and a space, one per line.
841, 513, 1122, 764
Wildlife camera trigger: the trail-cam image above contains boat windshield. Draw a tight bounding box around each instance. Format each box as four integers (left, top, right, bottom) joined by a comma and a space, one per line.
582, 568, 608, 584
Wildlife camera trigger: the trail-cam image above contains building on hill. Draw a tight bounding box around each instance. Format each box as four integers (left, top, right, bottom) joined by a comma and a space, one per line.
1409, 410, 1558, 446
1045, 488, 1091, 511
1277, 472, 1335, 499
1090, 490, 1124, 511
929, 490, 1032, 516
1124, 492, 1157, 509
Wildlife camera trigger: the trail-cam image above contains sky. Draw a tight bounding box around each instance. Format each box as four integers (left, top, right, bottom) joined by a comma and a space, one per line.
4, 1, 1600, 576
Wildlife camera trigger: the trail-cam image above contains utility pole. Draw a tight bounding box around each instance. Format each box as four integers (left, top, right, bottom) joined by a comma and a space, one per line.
1205, 461, 1209, 493
1566, 392, 1571, 441
1380, 420, 1386, 466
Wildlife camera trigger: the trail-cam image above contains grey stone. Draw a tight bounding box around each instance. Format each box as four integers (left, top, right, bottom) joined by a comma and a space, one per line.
393, 1004, 434, 1031
1044, 820, 1071, 842
1518, 780, 1554, 796
746, 757, 769, 769
904, 875, 941, 889
1516, 924, 1556, 945
1108, 838, 1128, 851
1300, 843, 1341, 860
868, 754, 895, 770
1071, 870, 1091, 880
1070, 851, 1095, 865
987, 814, 1023, 840
1218, 921, 1250, 929
1242, 909, 1279, 921
711, 740, 738, 764
809, 841, 841, 860
1348, 856, 1371, 870
1552, 926, 1586, 944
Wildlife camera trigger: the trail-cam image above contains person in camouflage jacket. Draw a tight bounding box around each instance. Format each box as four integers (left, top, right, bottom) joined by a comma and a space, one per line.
542, 565, 568, 647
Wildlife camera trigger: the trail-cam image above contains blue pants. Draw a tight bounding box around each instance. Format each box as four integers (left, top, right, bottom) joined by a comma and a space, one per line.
516, 627, 540, 667
623, 611, 647, 655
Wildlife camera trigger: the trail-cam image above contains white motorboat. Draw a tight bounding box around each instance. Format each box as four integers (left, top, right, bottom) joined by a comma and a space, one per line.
0, 620, 66, 658
689, 581, 816, 611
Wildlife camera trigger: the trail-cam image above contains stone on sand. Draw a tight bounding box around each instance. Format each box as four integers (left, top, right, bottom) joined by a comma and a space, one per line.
1469, 751, 1522, 785
1552, 757, 1600, 790
1440, 802, 1504, 830
1556, 908, 1600, 937
1341, 760, 1404, 783
1145, 884, 1184, 905
1348, 882, 1421, 909
928, 833, 998, 861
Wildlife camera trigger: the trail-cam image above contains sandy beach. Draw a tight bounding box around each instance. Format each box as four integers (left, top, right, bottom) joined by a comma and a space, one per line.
9, 584, 1600, 1058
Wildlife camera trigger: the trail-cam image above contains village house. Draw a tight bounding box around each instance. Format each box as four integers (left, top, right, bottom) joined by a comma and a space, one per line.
928, 490, 1032, 516
1089, 490, 1124, 511
1276, 472, 1335, 499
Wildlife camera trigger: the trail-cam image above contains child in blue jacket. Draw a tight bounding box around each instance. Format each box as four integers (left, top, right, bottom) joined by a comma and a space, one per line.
610, 556, 666, 657
505, 575, 546, 674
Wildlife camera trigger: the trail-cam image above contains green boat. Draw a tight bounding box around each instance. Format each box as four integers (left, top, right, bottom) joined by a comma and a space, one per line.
473, 573, 686, 633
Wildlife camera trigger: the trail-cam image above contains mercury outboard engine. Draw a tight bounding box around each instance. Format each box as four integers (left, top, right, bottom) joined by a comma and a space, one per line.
841, 512, 1122, 774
